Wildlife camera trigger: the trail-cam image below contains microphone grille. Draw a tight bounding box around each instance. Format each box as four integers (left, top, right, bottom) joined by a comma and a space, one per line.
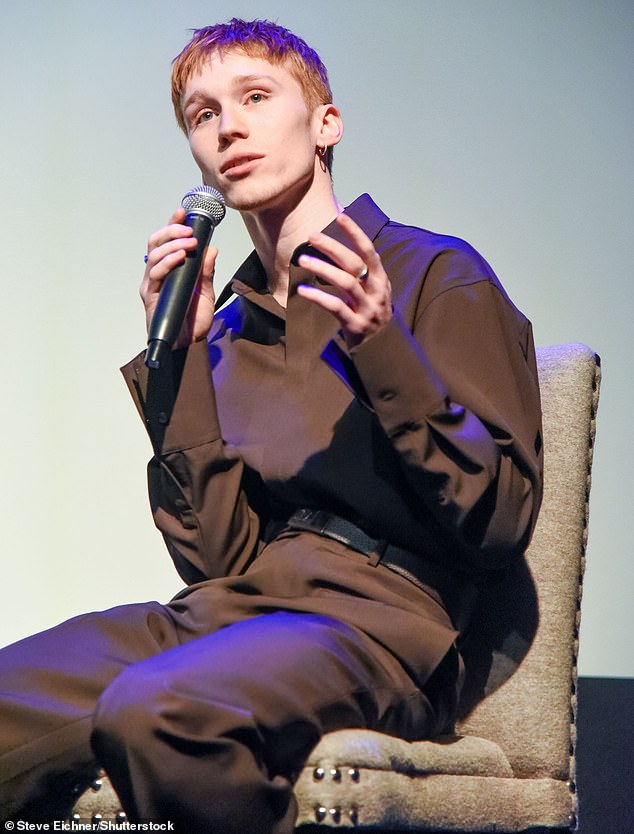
181, 185, 226, 226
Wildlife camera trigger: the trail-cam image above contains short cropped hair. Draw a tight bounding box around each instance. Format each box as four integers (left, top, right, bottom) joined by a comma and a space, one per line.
171, 18, 334, 171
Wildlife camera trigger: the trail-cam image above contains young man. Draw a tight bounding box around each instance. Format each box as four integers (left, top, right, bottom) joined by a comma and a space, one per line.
0, 18, 543, 833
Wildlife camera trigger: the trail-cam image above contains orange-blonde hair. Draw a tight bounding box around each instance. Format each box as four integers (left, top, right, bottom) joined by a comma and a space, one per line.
171, 19, 334, 171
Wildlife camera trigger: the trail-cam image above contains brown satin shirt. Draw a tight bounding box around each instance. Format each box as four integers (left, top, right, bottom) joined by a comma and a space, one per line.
121, 194, 543, 618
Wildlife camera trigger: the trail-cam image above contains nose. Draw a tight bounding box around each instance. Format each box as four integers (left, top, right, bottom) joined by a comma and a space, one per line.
217, 104, 248, 145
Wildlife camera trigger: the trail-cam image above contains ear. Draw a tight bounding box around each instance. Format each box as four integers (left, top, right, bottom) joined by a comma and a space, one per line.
315, 103, 344, 150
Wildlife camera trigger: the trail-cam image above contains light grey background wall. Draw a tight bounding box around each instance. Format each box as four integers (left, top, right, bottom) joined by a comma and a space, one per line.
0, 1, 631, 677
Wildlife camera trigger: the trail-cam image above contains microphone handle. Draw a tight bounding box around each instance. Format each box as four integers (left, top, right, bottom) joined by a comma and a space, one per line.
145, 211, 214, 369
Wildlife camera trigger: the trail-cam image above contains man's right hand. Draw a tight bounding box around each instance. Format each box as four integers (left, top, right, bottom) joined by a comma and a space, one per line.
141, 207, 218, 347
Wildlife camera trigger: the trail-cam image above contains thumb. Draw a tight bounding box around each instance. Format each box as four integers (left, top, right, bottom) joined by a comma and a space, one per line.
199, 245, 218, 295
201, 245, 218, 281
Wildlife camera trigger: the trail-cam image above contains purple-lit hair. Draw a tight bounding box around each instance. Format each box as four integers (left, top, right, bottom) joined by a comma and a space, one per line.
171, 19, 334, 170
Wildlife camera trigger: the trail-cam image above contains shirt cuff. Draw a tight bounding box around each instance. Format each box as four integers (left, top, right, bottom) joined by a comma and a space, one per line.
350, 311, 449, 435
120, 340, 221, 455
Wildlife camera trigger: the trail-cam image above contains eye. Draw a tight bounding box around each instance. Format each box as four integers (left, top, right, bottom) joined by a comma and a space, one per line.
247, 91, 266, 104
196, 109, 215, 124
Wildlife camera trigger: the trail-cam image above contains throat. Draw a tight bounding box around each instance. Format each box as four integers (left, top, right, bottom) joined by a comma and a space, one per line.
269, 280, 288, 309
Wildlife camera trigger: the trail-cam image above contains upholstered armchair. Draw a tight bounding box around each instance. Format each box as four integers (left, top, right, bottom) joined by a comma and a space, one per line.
73, 342, 601, 833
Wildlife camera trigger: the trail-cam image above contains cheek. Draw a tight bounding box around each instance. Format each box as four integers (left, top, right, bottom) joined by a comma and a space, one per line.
189, 141, 218, 184
189, 141, 206, 170
277, 122, 317, 166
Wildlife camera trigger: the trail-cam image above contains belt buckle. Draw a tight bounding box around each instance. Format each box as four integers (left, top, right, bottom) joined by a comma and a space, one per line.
289, 508, 329, 535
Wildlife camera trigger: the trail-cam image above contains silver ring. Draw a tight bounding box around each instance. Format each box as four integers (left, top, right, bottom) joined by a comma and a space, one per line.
144, 254, 149, 264
357, 267, 368, 281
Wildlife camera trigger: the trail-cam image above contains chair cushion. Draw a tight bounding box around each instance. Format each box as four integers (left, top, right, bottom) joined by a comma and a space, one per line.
305, 728, 513, 777
296, 730, 570, 831
295, 768, 574, 831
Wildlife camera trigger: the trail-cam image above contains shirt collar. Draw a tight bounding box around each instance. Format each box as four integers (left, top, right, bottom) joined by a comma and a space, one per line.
229, 194, 390, 303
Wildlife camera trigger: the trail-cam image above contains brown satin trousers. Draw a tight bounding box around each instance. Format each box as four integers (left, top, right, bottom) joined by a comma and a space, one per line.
0, 532, 461, 833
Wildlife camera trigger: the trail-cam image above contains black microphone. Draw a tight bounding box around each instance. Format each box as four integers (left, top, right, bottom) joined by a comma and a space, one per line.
145, 185, 226, 369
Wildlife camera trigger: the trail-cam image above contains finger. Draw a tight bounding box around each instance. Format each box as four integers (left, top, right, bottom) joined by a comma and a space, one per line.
333, 213, 384, 282
305, 229, 367, 280
145, 207, 191, 256
149, 244, 217, 303
167, 207, 186, 225
297, 253, 369, 310
296, 284, 372, 348
296, 283, 360, 324
202, 244, 218, 275
147, 224, 195, 258
306, 215, 385, 291
149, 235, 199, 265
140, 247, 191, 309
197, 246, 218, 294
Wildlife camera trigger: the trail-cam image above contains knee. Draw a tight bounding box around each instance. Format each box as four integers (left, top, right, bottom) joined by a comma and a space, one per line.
91, 662, 159, 759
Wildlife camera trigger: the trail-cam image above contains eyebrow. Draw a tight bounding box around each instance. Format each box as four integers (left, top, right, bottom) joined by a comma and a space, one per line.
182, 74, 280, 113
182, 91, 209, 112
231, 73, 280, 88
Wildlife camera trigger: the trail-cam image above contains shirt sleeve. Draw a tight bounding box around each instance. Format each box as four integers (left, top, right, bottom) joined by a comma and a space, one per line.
120, 340, 262, 584
349, 256, 543, 573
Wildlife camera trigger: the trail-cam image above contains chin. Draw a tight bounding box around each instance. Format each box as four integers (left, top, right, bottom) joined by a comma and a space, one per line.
223, 192, 266, 212
226, 175, 313, 215
225, 188, 286, 214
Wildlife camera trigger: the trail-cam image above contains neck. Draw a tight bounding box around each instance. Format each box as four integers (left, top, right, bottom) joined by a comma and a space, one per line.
240, 178, 342, 307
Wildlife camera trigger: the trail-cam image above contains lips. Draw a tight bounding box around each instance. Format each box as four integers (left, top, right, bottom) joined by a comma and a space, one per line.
220, 154, 263, 176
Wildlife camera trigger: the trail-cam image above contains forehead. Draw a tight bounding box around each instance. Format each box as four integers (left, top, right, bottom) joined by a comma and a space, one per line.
182, 51, 305, 100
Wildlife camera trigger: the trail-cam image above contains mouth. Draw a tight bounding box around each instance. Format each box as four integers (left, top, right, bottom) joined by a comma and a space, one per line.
220, 154, 263, 177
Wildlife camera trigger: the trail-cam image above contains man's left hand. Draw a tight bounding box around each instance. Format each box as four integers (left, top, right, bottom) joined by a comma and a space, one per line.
296, 213, 392, 348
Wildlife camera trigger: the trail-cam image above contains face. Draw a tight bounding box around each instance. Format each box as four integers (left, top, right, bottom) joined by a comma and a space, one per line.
181, 52, 328, 214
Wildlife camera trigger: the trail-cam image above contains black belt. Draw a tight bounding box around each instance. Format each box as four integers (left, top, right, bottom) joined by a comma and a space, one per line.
271, 508, 477, 631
